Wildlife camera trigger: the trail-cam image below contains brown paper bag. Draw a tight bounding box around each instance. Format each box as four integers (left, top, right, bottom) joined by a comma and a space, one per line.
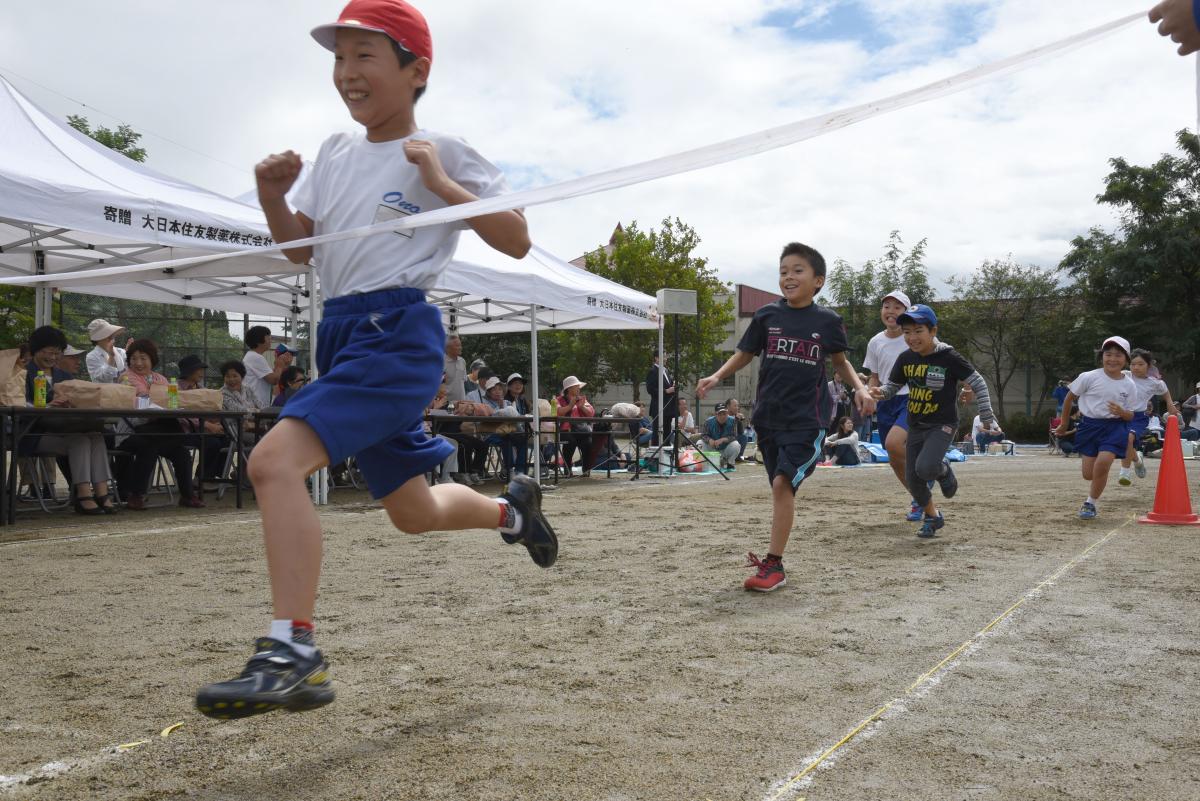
148, 382, 169, 408
179, 388, 222, 411
53, 380, 137, 409
1, 349, 25, 406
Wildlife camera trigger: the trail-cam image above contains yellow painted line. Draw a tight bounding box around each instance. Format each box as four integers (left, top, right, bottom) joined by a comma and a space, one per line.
764, 515, 1132, 801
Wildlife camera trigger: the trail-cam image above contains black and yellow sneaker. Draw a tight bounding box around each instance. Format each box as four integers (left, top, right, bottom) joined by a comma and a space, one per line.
195, 637, 334, 719
499, 473, 559, 568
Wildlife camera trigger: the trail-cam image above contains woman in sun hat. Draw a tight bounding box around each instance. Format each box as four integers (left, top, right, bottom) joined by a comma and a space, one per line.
556, 376, 594, 477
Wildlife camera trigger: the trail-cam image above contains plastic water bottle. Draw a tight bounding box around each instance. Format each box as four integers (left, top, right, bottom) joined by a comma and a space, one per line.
167, 377, 179, 409
33, 370, 48, 408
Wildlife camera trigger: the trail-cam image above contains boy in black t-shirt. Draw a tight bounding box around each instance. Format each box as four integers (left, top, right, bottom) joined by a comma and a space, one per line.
698, 242, 875, 592
872, 304, 995, 537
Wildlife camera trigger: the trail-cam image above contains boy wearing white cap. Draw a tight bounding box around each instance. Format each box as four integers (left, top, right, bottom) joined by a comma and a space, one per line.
862, 290, 924, 521
84, 318, 127, 383
196, 0, 556, 720
1055, 337, 1139, 519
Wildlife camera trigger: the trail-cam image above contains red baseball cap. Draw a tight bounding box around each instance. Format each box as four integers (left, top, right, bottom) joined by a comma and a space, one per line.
311, 0, 432, 62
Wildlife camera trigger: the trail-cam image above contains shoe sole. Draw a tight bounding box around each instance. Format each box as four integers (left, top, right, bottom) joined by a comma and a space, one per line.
1118, 476, 1132, 486
196, 681, 334, 720
504, 475, 559, 568
745, 577, 786, 592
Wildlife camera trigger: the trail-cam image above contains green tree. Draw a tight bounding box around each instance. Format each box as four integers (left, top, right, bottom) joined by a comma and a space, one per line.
827, 230, 933, 359
550, 219, 732, 400
66, 115, 147, 162
939, 258, 1061, 422
1061, 129, 1200, 385
0, 287, 37, 349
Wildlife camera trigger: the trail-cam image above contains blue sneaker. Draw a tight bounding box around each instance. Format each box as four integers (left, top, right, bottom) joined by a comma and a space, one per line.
917, 512, 945, 538
1078, 501, 1097, 520
905, 501, 923, 521
936, 459, 958, 498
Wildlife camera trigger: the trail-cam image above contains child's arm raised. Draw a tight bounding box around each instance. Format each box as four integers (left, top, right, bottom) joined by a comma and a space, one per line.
697, 351, 754, 399
405, 139, 531, 259
255, 150, 314, 264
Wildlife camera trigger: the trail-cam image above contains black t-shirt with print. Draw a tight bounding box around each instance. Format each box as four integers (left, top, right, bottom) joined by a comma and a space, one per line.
886, 345, 976, 429
737, 300, 849, 432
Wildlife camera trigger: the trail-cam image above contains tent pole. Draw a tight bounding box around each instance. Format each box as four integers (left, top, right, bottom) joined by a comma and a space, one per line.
306, 268, 327, 505
657, 315, 665, 448
530, 304, 541, 483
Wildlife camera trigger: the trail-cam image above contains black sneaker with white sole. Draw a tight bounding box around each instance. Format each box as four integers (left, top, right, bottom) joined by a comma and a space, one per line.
499, 473, 559, 568
936, 458, 958, 499
195, 637, 334, 719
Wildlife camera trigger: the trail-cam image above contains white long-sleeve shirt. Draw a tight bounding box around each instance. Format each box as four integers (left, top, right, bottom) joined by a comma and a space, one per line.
85, 344, 126, 383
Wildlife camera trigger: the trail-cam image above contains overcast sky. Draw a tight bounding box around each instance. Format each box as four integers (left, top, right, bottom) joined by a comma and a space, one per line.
1, 1, 1193, 296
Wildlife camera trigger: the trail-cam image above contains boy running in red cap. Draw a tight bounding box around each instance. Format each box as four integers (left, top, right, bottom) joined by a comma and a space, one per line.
196, 0, 557, 719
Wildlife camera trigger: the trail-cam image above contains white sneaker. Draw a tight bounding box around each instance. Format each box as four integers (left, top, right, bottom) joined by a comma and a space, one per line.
1134, 451, 1146, 479
1118, 468, 1132, 486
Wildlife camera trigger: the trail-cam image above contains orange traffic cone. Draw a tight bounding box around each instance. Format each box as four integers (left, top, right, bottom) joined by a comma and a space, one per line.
1139, 415, 1200, 526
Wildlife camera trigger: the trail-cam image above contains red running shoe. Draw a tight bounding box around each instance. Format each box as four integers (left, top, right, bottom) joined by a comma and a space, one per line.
744, 552, 786, 592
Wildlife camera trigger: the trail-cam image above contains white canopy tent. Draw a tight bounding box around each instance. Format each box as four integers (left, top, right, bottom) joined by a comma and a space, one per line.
0, 74, 660, 496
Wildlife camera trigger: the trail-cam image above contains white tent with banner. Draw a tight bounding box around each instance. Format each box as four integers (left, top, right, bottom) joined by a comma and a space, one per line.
0, 73, 660, 497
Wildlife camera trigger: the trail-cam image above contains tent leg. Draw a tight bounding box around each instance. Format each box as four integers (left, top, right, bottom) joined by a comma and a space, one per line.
530, 304, 542, 486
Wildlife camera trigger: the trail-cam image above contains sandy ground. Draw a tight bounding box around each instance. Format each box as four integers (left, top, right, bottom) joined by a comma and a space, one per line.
1, 449, 1198, 801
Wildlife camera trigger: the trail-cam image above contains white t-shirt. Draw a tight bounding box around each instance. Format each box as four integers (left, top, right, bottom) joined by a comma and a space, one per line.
1069, 369, 1137, 419
291, 130, 509, 298
972, 415, 1001, 439
243, 349, 274, 408
85, 345, 126, 383
863, 330, 909, 395
1127, 373, 1168, 411
678, 411, 695, 432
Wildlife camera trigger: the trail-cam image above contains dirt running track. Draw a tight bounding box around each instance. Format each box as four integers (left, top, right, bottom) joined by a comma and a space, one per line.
1, 451, 1198, 800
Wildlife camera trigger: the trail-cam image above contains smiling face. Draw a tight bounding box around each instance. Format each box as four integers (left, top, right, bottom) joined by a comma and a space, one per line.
880, 298, 907, 330
128, 351, 153, 376
224, 369, 242, 391
902, 323, 937, 355
778, 254, 823, 307
1101, 345, 1129, 376
1130, 354, 1150, 378
333, 28, 428, 140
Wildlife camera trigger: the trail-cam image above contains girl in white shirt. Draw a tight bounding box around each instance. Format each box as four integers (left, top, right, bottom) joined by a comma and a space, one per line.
1055, 336, 1138, 519
1118, 349, 1180, 485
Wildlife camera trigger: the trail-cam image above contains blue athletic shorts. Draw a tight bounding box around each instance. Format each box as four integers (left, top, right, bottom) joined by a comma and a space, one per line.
1128, 412, 1149, 440
1074, 416, 1129, 458
758, 427, 824, 495
876, 395, 909, 443
280, 287, 454, 499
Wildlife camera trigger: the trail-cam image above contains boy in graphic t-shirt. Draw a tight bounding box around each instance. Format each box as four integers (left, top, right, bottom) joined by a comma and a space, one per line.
873, 304, 994, 538
697, 242, 875, 592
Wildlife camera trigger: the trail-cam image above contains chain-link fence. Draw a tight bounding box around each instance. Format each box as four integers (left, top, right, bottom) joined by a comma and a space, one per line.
56, 294, 309, 389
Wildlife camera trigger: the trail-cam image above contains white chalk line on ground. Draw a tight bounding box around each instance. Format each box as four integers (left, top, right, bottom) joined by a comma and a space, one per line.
760, 515, 1134, 801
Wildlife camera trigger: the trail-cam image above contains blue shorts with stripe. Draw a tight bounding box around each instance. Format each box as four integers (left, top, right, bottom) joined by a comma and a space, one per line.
876, 395, 909, 443
1074, 416, 1130, 458
280, 287, 454, 499
1128, 411, 1149, 440
758, 427, 825, 494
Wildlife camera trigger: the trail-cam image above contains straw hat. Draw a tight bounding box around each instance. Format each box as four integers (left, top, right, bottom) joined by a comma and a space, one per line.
561, 376, 586, 392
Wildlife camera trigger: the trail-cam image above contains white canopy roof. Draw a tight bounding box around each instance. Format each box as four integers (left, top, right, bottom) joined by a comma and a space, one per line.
0, 74, 656, 331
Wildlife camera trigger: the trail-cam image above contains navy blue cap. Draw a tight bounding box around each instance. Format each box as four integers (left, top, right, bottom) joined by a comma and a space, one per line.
897, 304, 938, 328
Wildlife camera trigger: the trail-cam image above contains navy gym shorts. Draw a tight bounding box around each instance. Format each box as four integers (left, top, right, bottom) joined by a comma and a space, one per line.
758, 427, 825, 494
281, 287, 455, 499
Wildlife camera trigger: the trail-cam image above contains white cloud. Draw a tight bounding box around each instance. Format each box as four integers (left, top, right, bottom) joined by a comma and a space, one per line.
1, 0, 1191, 297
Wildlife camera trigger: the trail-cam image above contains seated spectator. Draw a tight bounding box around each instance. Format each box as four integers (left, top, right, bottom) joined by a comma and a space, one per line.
677, 398, 699, 443
23, 326, 116, 515
59, 344, 85, 378
823, 415, 861, 465
116, 338, 204, 509
220, 359, 261, 443
635, 401, 653, 447
1183, 382, 1200, 428
466, 367, 495, 403
1056, 409, 1081, 456
972, 414, 1006, 453
424, 383, 459, 484
271, 366, 308, 407
480, 376, 525, 479
703, 404, 741, 470
725, 397, 749, 460
177, 354, 225, 484
464, 358, 487, 397
84, 318, 128, 383
557, 376, 594, 477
